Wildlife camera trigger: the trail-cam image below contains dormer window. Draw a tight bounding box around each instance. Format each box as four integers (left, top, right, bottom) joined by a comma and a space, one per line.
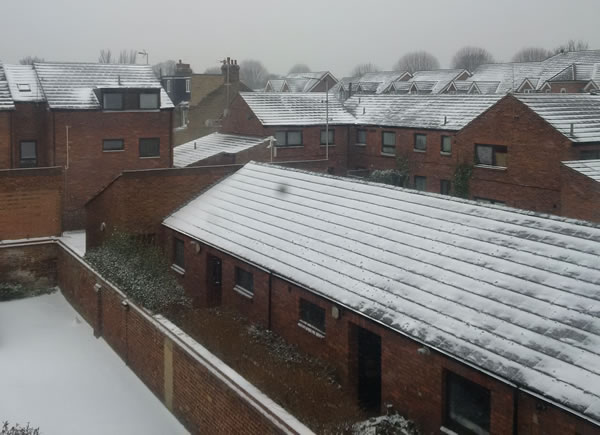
17, 83, 31, 92
139, 92, 159, 109
103, 92, 123, 110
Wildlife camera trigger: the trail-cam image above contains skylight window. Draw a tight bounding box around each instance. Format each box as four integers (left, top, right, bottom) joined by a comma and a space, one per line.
17, 83, 31, 92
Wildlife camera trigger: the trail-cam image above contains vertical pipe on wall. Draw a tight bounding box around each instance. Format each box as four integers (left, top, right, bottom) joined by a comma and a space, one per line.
267, 272, 272, 330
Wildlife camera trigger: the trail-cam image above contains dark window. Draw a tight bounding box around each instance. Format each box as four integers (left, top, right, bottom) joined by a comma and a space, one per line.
235, 267, 254, 294
299, 299, 326, 333
440, 179, 451, 195
382, 131, 396, 155
475, 145, 507, 167
445, 372, 491, 435
19, 141, 37, 168
103, 93, 123, 110
414, 134, 427, 151
139, 138, 160, 157
320, 129, 335, 145
274, 131, 303, 146
441, 136, 452, 154
103, 139, 124, 151
414, 176, 427, 191
139, 93, 159, 109
475, 197, 505, 205
173, 237, 185, 269
356, 129, 367, 144
580, 150, 600, 160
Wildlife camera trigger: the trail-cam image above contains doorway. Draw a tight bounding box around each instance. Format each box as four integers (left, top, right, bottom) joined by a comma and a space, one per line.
206, 255, 222, 307
357, 326, 382, 412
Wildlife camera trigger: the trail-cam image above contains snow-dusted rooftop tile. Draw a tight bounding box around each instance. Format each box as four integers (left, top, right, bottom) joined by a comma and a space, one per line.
0, 65, 15, 110
34, 62, 173, 110
3, 64, 44, 102
563, 159, 600, 182
241, 92, 356, 126
164, 162, 600, 424
516, 94, 600, 143
173, 133, 270, 168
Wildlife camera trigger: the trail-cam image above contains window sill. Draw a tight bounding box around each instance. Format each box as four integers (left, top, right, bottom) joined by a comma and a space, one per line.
380, 152, 396, 157
354, 143, 366, 147
413, 149, 426, 153
474, 164, 507, 171
275, 145, 304, 149
103, 149, 125, 153
233, 285, 254, 299
440, 427, 458, 435
319, 144, 336, 147
139, 156, 161, 159
171, 264, 185, 276
297, 320, 325, 338
440, 152, 452, 156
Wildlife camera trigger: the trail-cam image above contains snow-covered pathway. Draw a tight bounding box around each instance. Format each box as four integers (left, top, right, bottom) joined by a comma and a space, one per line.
0, 292, 188, 435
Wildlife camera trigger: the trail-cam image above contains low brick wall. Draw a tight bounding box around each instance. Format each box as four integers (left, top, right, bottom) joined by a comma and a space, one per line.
53, 242, 310, 435
0, 167, 63, 240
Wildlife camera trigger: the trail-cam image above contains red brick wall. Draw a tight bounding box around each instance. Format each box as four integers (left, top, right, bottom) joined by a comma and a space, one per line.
11, 103, 52, 168
0, 242, 58, 288
560, 165, 600, 223
50, 110, 172, 229
549, 82, 587, 93
0, 167, 62, 239
85, 165, 238, 250
455, 95, 576, 213
169, 232, 600, 435
0, 111, 12, 168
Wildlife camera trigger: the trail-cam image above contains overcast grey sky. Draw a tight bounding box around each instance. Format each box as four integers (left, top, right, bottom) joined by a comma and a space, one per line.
2, 0, 599, 77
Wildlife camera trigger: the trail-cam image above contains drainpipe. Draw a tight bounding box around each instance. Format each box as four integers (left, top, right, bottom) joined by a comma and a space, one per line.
267, 272, 273, 330
9, 111, 13, 168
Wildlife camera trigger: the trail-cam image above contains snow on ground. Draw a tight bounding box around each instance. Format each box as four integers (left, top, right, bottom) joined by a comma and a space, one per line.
0, 292, 188, 435
59, 231, 86, 256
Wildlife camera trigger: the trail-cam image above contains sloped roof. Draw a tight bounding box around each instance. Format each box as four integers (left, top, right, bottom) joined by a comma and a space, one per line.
0, 65, 15, 110
265, 79, 287, 92
345, 94, 502, 130
173, 133, 270, 168
240, 92, 356, 126
284, 71, 337, 93
466, 62, 543, 94
3, 64, 44, 102
563, 159, 600, 182
357, 71, 410, 94
516, 94, 600, 143
410, 69, 468, 93
34, 62, 173, 110
164, 162, 600, 425
538, 50, 600, 88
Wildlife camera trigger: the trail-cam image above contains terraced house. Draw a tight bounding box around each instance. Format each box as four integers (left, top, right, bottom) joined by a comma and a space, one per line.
0, 62, 174, 229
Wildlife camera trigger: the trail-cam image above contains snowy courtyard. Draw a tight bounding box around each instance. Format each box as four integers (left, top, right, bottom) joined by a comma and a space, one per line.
0, 291, 188, 435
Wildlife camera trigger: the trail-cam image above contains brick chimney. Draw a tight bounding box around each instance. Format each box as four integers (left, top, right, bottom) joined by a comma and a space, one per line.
175, 59, 192, 76
221, 57, 240, 83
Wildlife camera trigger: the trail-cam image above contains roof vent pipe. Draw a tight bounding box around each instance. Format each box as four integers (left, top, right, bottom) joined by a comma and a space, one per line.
363, 107, 366, 115
194, 141, 197, 150
444, 115, 447, 125
570, 123, 574, 137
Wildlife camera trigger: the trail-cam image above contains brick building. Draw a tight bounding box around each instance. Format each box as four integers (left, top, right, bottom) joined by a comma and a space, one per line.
160, 162, 600, 435
0, 62, 174, 229
560, 159, 600, 222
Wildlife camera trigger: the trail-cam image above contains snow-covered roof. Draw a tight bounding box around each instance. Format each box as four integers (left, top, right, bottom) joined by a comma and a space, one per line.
34, 62, 173, 110
265, 79, 287, 92
410, 69, 469, 94
516, 94, 600, 143
0, 65, 15, 110
563, 159, 600, 182
345, 94, 502, 130
466, 62, 543, 94
240, 92, 356, 126
538, 51, 600, 88
3, 64, 44, 102
164, 162, 600, 425
283, 71, 337, 93
173, 133, 270, 168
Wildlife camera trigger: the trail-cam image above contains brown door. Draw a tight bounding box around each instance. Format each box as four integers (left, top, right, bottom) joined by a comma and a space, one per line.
206, 255, 222, 307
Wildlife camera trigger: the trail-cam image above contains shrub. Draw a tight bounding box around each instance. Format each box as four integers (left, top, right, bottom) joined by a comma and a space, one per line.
1, 422, 40, 435
85, 232, 189, 312
368, 169, 408, 187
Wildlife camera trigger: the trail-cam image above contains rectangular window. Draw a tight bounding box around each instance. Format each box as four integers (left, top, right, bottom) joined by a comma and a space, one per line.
320, 129, 335, 145
102, 139, 124, 151
173, 237, 185, 269
19, 141, 37, 168
139, 138, 160, 158
356, 129, 367, 145
441, 136, 452, 154
445, 372, 491, 435
440, 179, 451, 195
382, 131, 396, 155
414, 175, 427, 191
299, 299, 326, 334
139, 93, 159, 109
235, 267, 254, 296
274, 131, 303, 146
580, 150, 600, 160
103, 93, 123, 110
475, 144, 507, 167
414, 133, 427, 151
185, 79, 191, 93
